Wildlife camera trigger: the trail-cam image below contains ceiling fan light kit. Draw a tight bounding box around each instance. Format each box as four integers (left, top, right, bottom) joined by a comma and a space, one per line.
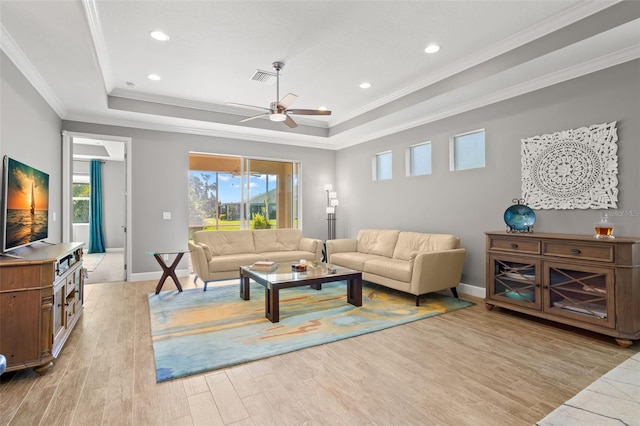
228, 61, 331, 128
269, 113, 287, 122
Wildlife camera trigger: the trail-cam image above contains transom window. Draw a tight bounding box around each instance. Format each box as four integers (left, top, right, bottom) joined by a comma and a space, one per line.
407, 142, 432, 176
373, 151, 392, 181
450, 129, 485, 171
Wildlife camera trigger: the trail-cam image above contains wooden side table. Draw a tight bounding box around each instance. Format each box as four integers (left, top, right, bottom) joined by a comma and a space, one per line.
146, 250, 189, 294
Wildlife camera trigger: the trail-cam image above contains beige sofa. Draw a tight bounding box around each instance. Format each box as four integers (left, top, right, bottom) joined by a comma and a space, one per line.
189, 228, 323, 290
326, 229, 466, 305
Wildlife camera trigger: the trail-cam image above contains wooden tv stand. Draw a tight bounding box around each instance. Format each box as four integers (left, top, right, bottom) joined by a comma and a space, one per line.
0, 242, 84, 374
485, 232, 640, 348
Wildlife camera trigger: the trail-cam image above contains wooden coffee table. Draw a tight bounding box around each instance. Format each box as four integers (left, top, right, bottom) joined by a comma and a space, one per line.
239, 263, 362, 322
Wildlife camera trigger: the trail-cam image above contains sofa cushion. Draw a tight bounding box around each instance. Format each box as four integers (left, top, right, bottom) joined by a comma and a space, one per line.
298, 238, 319, 255
356, 229, 400, 257
254, 229, 301, 253
194, 230, 255, 256
208, 253, 265, 272
392, 232, 460, 261
330, 252, 382, 271
197, 242, 212, 261
363, 257, 413, 283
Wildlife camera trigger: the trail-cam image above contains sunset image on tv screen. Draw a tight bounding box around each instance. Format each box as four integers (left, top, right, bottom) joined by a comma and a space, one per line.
4, 157, 49, 250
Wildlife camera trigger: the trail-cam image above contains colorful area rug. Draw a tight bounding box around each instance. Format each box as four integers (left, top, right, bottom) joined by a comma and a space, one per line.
147, 281, 474, 382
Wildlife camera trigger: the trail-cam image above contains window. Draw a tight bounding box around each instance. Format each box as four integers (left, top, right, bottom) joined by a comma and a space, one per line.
373, 151, 392, 181
450, 129, 485, 171
188, 153, 300, 236
407, 142, 432, 176
72, 181, 90, 223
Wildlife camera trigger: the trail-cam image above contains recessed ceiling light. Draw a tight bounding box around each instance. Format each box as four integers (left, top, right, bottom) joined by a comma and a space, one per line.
150, 31, 170, 41
424, 44, 440, 53
359, 82, 371, 89
147, 74, 161, 81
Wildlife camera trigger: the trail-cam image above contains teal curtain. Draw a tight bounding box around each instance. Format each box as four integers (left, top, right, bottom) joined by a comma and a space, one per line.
88, 160, 105, 253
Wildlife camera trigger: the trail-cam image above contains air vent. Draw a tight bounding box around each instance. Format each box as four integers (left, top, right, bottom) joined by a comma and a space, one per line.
250, 69, 277, 85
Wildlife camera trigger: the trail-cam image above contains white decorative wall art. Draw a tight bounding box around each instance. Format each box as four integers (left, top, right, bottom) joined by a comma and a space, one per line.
521, 121, 618, 210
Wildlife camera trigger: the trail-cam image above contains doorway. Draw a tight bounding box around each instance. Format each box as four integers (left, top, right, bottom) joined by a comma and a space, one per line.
62, 131, 131, 282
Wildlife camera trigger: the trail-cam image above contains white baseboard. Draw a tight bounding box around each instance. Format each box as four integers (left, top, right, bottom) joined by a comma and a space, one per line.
106, 247, 124, 252
456, 282, 485, 298
130, 268, 190, 282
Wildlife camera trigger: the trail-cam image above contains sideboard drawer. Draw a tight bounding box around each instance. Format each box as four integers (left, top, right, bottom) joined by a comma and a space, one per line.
489, 236, 540, 254
542, 241, 614, 263
1, 265, 43, 291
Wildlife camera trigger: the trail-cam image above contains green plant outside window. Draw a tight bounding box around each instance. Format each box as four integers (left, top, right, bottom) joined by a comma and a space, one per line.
73, 183, 90, 223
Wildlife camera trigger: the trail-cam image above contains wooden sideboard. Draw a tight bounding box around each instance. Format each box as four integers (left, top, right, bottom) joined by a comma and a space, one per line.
0, 242, 84, 374
485, 232, 640, 347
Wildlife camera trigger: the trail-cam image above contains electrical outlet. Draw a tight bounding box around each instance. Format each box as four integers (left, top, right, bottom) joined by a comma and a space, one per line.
163, 254, 169, 261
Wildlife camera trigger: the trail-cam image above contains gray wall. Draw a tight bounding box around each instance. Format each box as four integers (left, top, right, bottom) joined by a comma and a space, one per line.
3, 46, 638, 286
336, 60, 640, 289
61, 121, 336, 275
0, 51, 62, 244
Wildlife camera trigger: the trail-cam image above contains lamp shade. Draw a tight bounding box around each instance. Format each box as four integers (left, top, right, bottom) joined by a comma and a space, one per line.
330, 199, 339, 207
324, 184, 333, 191
328, 191, 337, 199
326, 206, 335, 214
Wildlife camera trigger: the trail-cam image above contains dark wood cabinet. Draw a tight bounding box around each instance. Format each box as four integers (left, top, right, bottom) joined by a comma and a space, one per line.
0, 243, 84, 374
485, 232, 640, 348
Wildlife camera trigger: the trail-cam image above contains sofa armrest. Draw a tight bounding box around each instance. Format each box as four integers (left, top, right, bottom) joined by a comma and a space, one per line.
326, 238, 357, 261
410, 248, 466, 295
188, 241, 210, 281
300, 237, 323, 261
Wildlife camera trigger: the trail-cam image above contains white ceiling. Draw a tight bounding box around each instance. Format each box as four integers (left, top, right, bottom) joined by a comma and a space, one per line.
72, 137, 125, 162
1, 0, 638, 150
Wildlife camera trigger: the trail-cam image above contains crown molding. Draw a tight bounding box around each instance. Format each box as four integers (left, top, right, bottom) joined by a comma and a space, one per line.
0, 23, 68, 118
331, 46, 639, 150
64, 46, 638, 153
62, 112, 333, 150
108, 88, 330, 129
329, 0, 624, 127
82, 0, 115, 92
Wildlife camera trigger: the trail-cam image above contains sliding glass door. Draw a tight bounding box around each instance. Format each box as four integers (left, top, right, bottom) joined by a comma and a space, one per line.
188, 153, 300, 236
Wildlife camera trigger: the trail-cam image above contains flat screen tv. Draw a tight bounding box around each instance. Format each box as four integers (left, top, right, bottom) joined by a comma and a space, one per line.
1, 155, 50, 254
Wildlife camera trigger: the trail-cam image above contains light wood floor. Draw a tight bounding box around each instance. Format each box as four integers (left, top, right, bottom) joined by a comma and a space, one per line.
1, 277, 637, 426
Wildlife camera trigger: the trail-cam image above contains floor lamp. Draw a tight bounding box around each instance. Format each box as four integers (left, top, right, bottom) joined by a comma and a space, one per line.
325, 184, 339, 240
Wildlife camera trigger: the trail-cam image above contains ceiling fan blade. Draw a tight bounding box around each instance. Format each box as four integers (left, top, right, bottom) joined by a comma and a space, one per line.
239, 113, 269, 123
226, 102, 270, 112
277, 93, 298, 109
284, 115, 298, 128
287, 109, 332, 116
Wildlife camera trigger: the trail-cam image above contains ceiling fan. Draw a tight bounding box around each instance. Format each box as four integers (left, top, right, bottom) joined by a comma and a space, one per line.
227, 62, 331, 128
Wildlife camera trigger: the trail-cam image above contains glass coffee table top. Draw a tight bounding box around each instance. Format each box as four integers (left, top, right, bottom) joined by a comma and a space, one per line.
240, 262, 356, 283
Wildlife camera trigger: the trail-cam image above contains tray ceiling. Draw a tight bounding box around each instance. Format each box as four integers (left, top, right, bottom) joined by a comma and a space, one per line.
1, 0, 638, 149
